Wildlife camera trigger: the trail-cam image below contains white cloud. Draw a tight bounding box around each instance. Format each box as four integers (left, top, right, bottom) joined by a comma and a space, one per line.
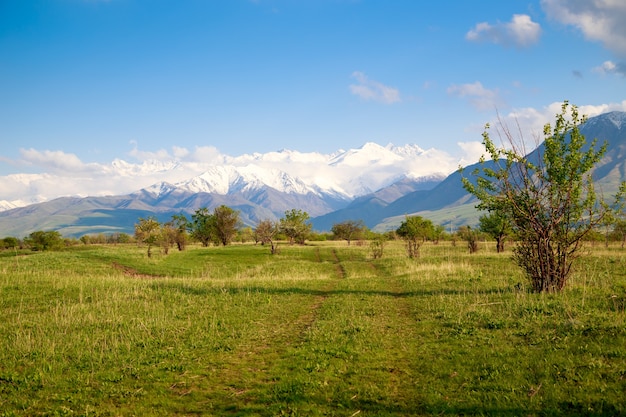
541, 0, 626, 58
349, 71, 401, 104
3, 101, 625, 208
447, 81, 503, 110
490, 100, 626, 152
0, 142, 465, 207
457, 141, 487, 166
128, 144, 173, 162
466, 14, 541, 48
592, 60, 626, 76
19, 149, 89, 172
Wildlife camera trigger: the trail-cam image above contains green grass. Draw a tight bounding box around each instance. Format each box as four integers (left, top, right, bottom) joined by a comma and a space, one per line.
1, 241, 625, 416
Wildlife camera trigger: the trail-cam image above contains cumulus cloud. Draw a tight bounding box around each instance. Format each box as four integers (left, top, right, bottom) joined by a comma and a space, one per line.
542, 0, 626, 58
457, 141, 487, 166
592, 60, 626, 76
447, 81, 504, 111
19, 149, 90, 172
466, 14, 542, 48
0, 141, 467, 207
349, 71, 401, 104
489, 100, 626, 152
3, 102, 625, 208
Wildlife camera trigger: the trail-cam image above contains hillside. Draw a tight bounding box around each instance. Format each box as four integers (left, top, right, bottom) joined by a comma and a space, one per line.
357, 110, 626, 231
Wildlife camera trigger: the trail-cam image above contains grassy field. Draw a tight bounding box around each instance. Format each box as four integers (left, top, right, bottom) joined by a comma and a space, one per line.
0, 240, 625, 416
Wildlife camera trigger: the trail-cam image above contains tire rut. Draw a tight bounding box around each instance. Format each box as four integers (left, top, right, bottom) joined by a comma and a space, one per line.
199, 249, 345, 408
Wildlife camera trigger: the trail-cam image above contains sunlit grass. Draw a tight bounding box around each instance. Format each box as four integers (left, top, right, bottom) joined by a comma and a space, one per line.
0, 241, 625, 415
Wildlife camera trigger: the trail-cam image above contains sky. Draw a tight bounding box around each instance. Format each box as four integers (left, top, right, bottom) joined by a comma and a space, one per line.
1, 0, 626, 205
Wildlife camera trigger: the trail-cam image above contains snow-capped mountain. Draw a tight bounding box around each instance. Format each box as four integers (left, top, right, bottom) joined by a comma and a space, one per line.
0, 141, 458, 213
175, 165, 318, 196
0, 111, 624, 237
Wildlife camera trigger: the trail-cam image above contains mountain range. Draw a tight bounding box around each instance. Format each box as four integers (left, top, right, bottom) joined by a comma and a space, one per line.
1, 111, 625, 238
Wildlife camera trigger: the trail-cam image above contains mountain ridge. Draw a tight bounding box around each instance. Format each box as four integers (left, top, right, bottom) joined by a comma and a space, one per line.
1, 111, 625, 237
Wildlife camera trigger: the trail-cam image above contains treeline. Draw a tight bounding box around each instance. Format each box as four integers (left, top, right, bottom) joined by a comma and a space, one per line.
0, 231, 133, 251
1, 207, 625, 255
133, 206, 320, 257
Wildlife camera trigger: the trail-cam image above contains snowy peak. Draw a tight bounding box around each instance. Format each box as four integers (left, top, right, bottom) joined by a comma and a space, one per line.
141, 181, 178, 197
0, 200, 18, 211
329, 142, 403, 166
172, 165, 319, 196
582, 111, 626, 131
603, 111, 626, 130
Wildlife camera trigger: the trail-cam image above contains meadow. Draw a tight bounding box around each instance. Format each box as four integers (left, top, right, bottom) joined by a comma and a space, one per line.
0, 240, 625, 416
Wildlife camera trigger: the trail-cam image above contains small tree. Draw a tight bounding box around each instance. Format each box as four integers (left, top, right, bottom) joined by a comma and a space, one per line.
463, 101, 626, 292
134, 217, 161, 257
280, 209, 312, 245
170, 214, 189, 251
457, 225, 480, 254
2, 236, 19, 250
190, 207, 215, 247
238, 226, 254, 244
25, 231, 64, 251
213, 205, 241, 246
369, 235, 386, 259
159, 222, 177, 255
431, 224, 445, 244
478, 211, 512, 253
255, 219, 280, 254
396, 215, 434, 258
331, 219, 366, 245
614, 219, 626, 249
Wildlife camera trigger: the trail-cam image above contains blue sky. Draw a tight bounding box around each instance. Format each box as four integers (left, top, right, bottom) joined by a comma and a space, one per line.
1, 0, 626, 202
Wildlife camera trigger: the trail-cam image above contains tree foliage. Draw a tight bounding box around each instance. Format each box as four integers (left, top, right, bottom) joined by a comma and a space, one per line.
190, 208, 215, 247
331, 220, 366, 245
457, 225, 480, 254
25, 231, 64, 251
280, 209, 312, 245
254, 219, 280, 254
134, 217, 161, 257
1, 236, 19, 250
213, 205, 241, 246
614, 219, 626, 249
169, 214, 189, 251
188, 206, 240, 247
369, 235, 386, 259
478, 211, 512, 253
462, 101, 626, 292
396, 215, 434, 258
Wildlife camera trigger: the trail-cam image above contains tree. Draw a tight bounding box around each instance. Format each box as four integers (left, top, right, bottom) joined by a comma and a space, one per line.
478, 211, 512, 253
159, 221, 178, 255
431, 224, 446, 244
255, 219, 280, 254
213, 205, 241, 246
25, 231, 64, 251
457, 225, 480, 254
190, 208, 215, 247
396, 215, 434, 258
369, 235, 386, 259
134, 217, 161, 257
280, 209, 312, 245
237, 226, 254, 244
170, 214, 189, 251
614, 219, 626, 249
2, 236, 19, 250
107, 233, 132, 244
462, 101, 626, 292
331, 220, 366, 245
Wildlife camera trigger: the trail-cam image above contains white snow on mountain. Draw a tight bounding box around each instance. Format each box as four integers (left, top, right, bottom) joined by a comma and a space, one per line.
0, 141, 468, 211
0, 200, 19, 211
